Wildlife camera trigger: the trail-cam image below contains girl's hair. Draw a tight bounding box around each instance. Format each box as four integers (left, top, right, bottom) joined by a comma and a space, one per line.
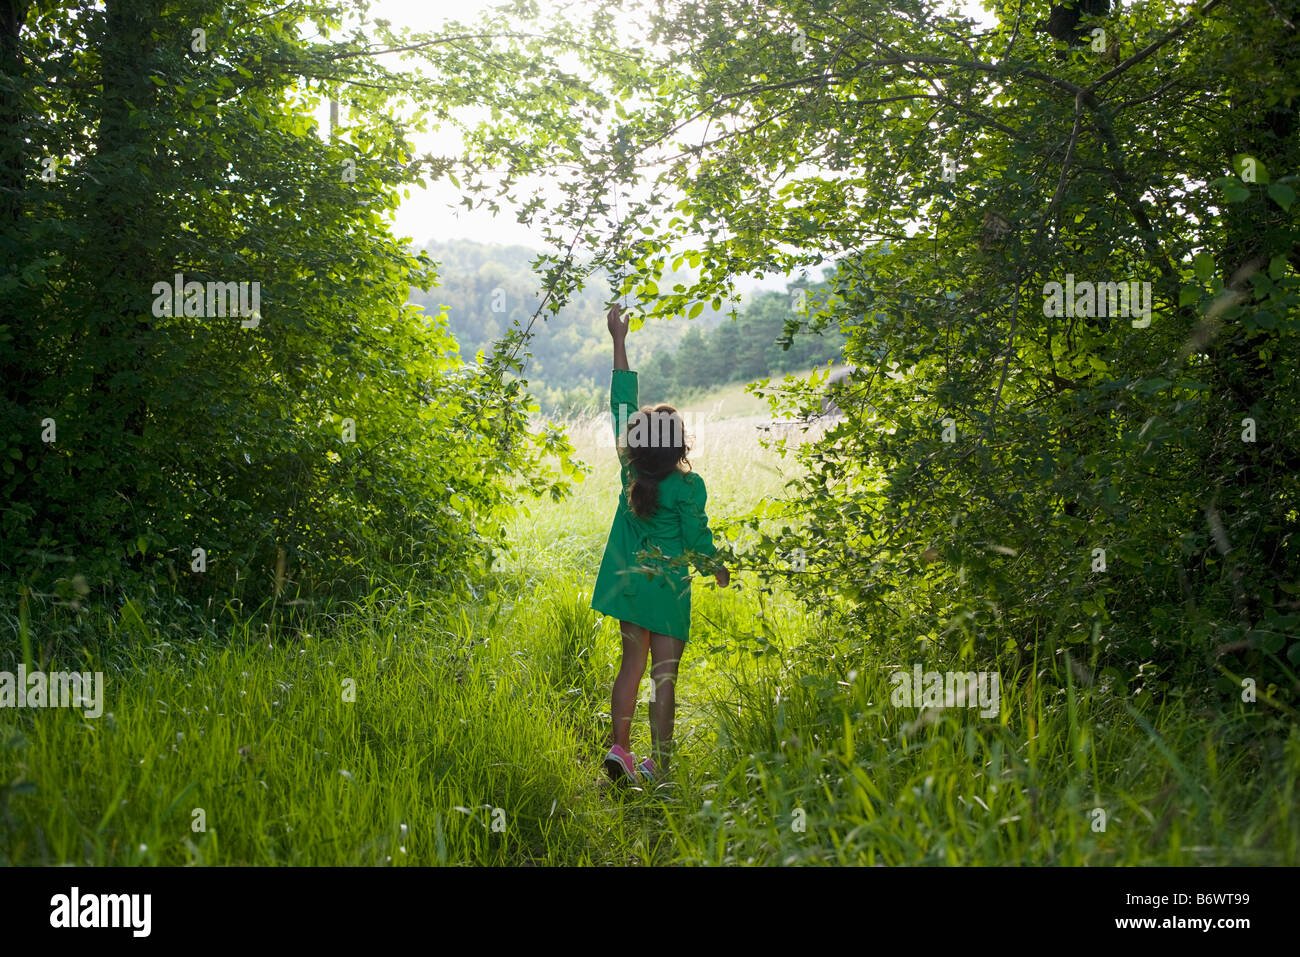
623, 404, 691, 518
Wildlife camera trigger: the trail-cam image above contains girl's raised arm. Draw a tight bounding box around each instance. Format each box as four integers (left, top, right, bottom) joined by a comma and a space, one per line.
607, 305, 637, 462
608, 303, 629, 371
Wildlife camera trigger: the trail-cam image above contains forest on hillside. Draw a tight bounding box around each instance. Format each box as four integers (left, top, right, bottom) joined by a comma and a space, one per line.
411, 239, 845, 411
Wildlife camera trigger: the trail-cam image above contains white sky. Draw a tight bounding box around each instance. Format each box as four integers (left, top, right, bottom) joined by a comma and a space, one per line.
366, 0, 562, 249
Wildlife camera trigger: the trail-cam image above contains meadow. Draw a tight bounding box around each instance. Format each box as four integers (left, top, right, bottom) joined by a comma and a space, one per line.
1, 385, 1296, 866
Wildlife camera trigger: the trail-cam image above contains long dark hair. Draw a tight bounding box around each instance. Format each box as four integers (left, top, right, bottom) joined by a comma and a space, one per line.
622, 404, 691, 518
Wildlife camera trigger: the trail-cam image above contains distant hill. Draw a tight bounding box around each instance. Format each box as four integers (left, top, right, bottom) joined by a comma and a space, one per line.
408, 239, 844, 413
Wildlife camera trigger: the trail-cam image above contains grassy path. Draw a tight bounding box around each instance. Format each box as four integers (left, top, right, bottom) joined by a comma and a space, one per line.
2, 404, 1297, 864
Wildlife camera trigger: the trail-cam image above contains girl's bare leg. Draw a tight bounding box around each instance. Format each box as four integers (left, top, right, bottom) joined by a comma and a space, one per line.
648, 632, 685, 773
610, 621, 649, 752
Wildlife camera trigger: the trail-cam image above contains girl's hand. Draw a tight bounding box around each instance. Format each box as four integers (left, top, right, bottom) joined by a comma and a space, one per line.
714, 567, 730, 588
607, 303, 629, 340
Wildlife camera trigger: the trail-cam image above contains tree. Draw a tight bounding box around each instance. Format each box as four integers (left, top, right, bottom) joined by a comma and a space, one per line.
0, 0, 594, 612
466, 0, 1300, 700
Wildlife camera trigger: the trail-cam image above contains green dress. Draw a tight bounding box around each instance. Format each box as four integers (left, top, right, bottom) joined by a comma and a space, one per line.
590, 369, 719, 641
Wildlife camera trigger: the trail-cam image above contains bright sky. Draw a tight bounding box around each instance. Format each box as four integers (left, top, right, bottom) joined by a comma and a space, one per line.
366, 0, 531, 248
362, 0, 996, 285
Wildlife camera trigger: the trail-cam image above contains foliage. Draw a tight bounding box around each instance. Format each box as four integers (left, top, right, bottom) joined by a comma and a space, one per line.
0, 0, 587, 609
461, 0, 1300, 705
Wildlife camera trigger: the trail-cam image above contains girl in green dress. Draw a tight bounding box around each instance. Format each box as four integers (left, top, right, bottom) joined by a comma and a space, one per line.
592, 304, 730, 785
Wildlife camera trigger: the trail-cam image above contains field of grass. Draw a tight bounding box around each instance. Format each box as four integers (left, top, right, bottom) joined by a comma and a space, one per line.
2, 383, 1297, 865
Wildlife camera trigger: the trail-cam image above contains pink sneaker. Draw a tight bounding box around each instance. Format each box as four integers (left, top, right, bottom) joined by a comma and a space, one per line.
635, 757, 657, 782
603, 744, 639, 784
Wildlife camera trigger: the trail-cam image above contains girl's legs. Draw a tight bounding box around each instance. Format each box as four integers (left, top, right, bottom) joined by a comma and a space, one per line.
609, 621, 649, 752
648, 632, 686, 773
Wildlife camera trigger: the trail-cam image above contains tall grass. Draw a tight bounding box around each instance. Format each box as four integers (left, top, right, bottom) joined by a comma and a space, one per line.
1, 395, 1296, 865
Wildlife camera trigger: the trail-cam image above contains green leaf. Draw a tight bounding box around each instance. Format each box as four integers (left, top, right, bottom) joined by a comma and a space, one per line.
1233, 154, 1268, 184
1267, 182, 1295, 211
1192, 252, 1215, 282
1136, 378, 1172, 395
1220, 180, 1250, 203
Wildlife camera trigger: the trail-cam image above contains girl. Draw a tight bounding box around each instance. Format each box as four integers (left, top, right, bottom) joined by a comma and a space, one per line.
591, 303, 729, 786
